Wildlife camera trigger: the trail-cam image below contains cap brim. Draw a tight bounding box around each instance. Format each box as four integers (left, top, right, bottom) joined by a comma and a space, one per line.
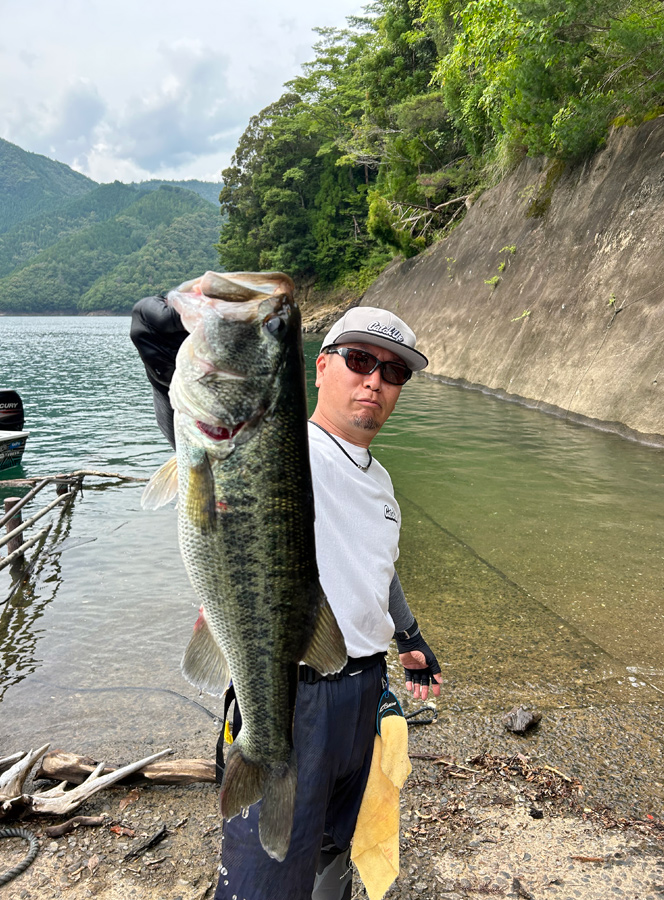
322, 330, 428, 371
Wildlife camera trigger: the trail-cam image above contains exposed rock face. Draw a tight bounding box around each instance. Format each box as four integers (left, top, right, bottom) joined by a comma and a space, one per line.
363, 118, 664, 444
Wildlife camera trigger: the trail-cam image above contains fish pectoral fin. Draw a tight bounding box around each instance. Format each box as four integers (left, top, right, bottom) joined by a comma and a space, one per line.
301, 591, 348, 676
181, 609, 231, 697
186, 452, 217, 532
141, 456, 179, 509
220, 743, 297, 862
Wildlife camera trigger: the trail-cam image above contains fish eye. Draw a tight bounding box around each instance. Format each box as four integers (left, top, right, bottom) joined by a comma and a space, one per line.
264, 315, 285, 336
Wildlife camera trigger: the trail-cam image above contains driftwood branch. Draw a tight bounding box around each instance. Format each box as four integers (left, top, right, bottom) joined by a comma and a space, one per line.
37, 750, 216, 786
0, 745, 51, 803
1, 747, 173, 819
0, 470, 148, 488
123, 825, 169, 862
0, 753, 26, 775
43, 815, 107, 837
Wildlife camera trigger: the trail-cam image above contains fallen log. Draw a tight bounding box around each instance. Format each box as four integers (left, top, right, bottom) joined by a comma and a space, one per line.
37, 750, 216, 786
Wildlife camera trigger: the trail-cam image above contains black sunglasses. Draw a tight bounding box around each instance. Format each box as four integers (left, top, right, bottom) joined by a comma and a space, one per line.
326, 347, 412, 385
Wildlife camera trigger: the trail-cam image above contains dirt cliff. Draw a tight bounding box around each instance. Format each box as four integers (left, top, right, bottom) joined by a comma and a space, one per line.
363, 117, 664, 445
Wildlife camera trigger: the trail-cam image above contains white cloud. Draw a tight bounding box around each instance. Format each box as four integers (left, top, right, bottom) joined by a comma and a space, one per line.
0, 0, 365, 183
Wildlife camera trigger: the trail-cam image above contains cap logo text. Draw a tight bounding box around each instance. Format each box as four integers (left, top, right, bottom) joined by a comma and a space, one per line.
367, 321, 405, 343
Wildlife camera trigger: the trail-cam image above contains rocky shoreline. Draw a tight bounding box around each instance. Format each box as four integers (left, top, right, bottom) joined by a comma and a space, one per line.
2, 711, 663, 900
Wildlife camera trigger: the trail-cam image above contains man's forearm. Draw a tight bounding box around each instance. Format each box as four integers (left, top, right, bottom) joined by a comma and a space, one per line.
388, 572, 416, 634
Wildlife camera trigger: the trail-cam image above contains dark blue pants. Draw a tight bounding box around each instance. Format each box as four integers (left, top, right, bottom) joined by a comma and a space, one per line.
214, 661, 384, 900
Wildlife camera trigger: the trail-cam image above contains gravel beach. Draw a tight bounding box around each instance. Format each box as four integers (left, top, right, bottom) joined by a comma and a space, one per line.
2, 692, 663, 900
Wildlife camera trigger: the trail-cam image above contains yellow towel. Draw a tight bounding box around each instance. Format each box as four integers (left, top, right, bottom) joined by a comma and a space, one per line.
351, 715, 411, 900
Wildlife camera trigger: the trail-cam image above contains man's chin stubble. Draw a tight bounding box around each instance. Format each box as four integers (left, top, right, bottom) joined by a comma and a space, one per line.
352, 413, 379, 431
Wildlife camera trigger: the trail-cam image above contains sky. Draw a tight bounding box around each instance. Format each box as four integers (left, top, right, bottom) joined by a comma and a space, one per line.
1, 0, 366, 185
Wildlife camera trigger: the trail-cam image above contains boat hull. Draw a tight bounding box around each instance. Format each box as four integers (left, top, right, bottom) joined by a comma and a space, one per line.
0, 430, 29, 472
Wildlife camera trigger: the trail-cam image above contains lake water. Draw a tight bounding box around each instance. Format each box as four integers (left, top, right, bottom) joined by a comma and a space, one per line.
1, 316, 663, 815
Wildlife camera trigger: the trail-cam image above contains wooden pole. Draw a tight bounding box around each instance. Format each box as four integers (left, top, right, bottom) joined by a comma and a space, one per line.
55, 479, 70, 497
0, 479, 53, 530
4, 498, 23, 556
0, 492, 74, 551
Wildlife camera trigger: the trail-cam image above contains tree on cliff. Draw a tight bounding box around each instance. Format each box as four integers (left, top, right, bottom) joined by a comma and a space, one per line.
422, 0, 664, 163
216, 0, 664, 290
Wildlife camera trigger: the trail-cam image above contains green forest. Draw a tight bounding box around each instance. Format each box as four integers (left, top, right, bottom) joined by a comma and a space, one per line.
0, 185, 220, 314
217, 0, 664, 292
0, 139, 94, 235
0, 139, 222, 314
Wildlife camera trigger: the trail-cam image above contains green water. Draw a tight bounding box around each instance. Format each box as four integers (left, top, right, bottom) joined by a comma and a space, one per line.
1, 319, 663, 815
377, 377, 664, 683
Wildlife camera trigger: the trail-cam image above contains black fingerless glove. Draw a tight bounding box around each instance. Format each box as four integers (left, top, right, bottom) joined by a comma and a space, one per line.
130, 293, 187, 390
395, 618, 442, 688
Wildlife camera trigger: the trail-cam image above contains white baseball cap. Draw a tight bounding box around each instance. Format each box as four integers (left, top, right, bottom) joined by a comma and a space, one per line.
320, 306, 428, 371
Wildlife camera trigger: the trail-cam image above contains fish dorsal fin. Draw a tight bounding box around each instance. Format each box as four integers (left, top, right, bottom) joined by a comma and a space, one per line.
301, 590, 347, 675
181, 608, 231, 697
142, 456, 178, 509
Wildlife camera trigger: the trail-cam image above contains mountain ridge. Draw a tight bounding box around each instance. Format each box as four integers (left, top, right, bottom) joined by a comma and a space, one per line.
0, 138, 223, 313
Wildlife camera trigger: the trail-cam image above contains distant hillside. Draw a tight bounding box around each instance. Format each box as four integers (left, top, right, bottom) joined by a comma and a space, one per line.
79, 208, 222, 312
0, 139, 224, 313
0, 138, 95, 234
0, 181, 145, 277
0, 186, 221, 314
136, 179, 221, 206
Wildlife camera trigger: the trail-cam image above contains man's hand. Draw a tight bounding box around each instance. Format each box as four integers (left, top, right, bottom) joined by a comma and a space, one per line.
395, 619, 443, 701
130, 294, 187, 389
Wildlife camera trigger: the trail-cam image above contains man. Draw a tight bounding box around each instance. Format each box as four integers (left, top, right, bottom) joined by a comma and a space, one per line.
131, 296, 442, 900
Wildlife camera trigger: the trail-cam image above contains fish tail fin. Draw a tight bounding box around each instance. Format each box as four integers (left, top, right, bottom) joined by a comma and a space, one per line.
181, 608, 231, 697
220, 743, 297, 862
258, 752, 297, 862
219, 742, 263, 822
301, 588, 347, 676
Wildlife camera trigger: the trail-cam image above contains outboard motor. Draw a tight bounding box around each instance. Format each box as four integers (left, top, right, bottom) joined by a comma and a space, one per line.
0, 390, 24, 432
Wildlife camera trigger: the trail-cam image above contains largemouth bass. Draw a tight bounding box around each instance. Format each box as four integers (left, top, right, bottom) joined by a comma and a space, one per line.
143, 270, 347, 861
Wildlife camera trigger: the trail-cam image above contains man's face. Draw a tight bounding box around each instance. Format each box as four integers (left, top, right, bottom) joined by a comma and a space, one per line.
314, 341, 405, 441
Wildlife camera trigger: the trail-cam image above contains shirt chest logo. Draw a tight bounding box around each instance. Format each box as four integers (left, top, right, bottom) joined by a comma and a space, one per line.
384, 504, 398, 523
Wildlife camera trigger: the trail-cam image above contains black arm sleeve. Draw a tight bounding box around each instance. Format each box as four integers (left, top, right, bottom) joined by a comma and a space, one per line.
130, 294, 187, 450
152, 385, 177, 450
388, 572, 416, 634
130, 294, 187, 388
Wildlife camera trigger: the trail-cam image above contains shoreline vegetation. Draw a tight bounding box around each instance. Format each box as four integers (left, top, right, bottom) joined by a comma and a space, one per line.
214, 0, 664, 301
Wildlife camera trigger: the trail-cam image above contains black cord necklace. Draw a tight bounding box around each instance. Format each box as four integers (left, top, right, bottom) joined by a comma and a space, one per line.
309, 420, 373, 471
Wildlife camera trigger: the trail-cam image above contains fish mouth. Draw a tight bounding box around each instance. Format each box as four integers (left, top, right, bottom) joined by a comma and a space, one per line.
167, 270, 295, 333
196, 421, 244, 442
